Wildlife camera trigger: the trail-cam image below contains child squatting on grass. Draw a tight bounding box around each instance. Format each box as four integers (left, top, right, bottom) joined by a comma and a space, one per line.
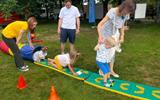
48, 50, 80, 76
96, 39, 116, 87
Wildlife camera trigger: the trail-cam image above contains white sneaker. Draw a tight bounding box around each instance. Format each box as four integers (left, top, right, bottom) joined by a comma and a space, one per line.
25, 65, 29, 68
18, 66, 29, 72
112, 74, 119, 78
104, 83, 111, 87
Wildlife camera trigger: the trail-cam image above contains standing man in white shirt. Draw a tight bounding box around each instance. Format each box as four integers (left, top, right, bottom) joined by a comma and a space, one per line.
57, 0, 80, 54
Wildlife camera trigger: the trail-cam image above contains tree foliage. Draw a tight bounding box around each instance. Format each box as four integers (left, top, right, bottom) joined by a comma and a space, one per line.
0, 0, 59, 19
0, 0, 17, 18
156, 0, 160, 23
0, 0, 160, 23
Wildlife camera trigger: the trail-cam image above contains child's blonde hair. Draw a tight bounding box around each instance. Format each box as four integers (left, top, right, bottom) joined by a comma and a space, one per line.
104, 37, 117, 48
69, 50, 80, 65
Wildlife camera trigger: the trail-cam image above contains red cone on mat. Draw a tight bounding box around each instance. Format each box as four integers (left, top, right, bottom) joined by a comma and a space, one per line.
17, 75, 27, 90
48, 86, 60, 100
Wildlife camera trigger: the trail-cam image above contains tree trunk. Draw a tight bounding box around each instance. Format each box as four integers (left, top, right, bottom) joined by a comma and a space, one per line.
103, 0, 109, 16
156, 0, 160, 23
118, 0, 124, 5
45, 3, 49, 19
59, 0, 62, 8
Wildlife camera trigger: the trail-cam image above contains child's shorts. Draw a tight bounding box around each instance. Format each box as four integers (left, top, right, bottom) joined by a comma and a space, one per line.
96, 61, 110, 74
54, 56, 63, 70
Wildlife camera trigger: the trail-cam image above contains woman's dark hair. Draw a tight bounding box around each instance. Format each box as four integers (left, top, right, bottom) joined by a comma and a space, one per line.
119, 0, 136, 14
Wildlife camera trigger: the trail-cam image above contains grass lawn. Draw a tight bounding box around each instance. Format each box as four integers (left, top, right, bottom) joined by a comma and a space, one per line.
0, 22, 160, 100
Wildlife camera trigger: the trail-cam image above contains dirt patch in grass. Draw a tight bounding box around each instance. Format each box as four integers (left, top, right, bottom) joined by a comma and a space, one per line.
41, 34, 59, 42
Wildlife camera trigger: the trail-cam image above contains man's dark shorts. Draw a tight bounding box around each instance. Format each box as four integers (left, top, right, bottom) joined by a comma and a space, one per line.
60, 28, 76, 44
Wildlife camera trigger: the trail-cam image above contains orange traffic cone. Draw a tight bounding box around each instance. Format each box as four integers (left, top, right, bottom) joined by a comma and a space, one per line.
48, 86, 60, 100
17, 75, 27, 90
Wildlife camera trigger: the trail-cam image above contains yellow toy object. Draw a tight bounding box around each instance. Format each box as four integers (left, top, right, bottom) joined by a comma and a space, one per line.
35, 60, 160, 100
54, 56, 63, 70
8, 49, 13, 56
18, 43, 25, 49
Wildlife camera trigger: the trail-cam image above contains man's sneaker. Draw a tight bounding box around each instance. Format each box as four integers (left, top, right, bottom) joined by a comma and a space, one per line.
25, 65, 29, 68
18, 66, 29, 72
